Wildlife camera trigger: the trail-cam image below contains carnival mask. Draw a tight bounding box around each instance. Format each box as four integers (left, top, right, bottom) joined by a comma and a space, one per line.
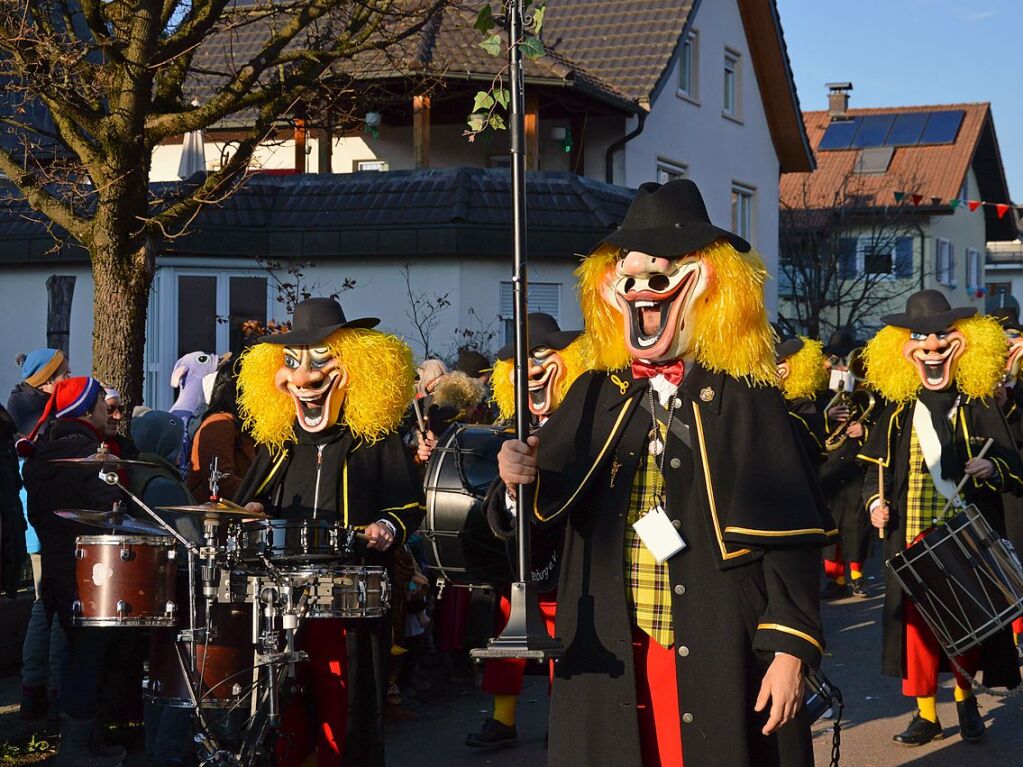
901, 327, 966, 391
1005, 329, 1023, 381
512, 347, 568, 417
606, 250, 711, 362
776, 360, 792, 383
275, 345, 348, 432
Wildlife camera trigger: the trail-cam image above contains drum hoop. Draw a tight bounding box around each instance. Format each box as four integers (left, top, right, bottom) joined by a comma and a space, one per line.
73, 616, 176, 627
76, 534, 174, 547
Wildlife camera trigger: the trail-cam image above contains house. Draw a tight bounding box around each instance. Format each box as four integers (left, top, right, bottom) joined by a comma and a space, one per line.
778, 85, 1016, 337
0, 0, 813, 407
986, 231, 1023, 315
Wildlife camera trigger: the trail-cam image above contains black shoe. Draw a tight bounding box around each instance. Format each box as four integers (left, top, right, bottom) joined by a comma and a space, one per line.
19, 686, 47, 720
849, 578, 868, 598
822, 580, 850, 600
893, 713, 943, 746
466, 718, 518, 749
957, 696, 986, 742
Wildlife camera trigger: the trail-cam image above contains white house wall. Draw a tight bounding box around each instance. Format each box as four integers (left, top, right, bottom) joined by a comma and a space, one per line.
925, 166, 988, 310
620, 0, 782, 313
0, 264, 94, 402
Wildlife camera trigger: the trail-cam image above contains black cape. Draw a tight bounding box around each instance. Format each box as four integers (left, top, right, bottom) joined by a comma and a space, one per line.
530, 365, 833, 767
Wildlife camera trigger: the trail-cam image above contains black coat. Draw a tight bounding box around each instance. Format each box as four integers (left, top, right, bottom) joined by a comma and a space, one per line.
21, 419, 120, 628
860, 396, 1023, 686
1000, 387, 1023, 553
0, 406, 26, 598
786, 396, 826, 464
530, 365, 833, 767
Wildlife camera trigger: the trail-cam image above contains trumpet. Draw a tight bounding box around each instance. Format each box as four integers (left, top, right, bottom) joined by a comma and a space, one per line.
824, 388, 876, 451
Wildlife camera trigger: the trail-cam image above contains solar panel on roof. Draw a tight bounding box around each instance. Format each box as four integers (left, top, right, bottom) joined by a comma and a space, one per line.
885, 113, 928, 146
919, 111, 964, 144
818, 118, 859, 150
852, 115, 895, 148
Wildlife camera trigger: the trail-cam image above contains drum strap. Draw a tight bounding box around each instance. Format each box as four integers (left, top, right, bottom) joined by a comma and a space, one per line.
638, 395, 691, 450
912, 401, 962, 505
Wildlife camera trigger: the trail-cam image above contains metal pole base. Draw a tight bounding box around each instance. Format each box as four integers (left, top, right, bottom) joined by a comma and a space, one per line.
470, 580, 564, 661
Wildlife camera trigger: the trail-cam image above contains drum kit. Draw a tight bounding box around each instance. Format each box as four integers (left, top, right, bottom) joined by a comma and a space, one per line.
52, 449, 391, 766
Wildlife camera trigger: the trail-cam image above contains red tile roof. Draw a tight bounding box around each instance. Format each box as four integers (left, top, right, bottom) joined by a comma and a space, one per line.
780, 103, 989, 210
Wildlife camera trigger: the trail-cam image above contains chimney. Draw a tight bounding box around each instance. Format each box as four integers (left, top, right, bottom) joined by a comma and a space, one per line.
826, 82, 853, 119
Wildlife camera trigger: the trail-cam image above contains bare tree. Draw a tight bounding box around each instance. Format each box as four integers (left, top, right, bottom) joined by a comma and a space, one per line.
400, 263, 450, 360
778, 169, 933, 338
0, 0, 444, 411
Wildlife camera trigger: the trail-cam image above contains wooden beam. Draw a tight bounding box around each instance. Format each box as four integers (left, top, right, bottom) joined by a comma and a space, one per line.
525, 93, 540, 171
413, 95, 431, 169
294, 118, 307, 173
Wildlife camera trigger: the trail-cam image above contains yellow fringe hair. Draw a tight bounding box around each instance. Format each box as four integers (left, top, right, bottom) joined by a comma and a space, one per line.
490, 334, 595, 421
863, 315, 1006, 403
575, 240, 776, 384
236, 328, 415, 452
780, 337, 827, 401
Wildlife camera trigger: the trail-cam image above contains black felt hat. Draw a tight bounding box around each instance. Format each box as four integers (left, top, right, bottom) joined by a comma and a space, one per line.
824, 329, 858, 358
496, 313, 581, 361
881, 290, 976, 335
771, 322, 803, 362
454, 348, 492, 378
992, 306, 1023, 332
259, 297, 378, 345
597, 179, 751, 257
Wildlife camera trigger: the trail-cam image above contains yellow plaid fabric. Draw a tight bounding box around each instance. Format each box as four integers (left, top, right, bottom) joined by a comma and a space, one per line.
905, 428, 954, 544
624, 420, 674, 648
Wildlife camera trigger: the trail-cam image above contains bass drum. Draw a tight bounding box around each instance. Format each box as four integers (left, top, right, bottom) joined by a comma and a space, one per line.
422, 425, 514, 587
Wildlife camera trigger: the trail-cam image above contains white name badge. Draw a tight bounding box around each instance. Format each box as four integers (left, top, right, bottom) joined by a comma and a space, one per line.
632, 505, 686, 564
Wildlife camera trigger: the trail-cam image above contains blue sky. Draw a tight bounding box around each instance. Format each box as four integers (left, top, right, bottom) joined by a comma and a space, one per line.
777, 0, 1021, 200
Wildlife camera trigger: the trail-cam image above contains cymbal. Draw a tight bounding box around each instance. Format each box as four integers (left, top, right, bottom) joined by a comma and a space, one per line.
56, 509, 170, 536
49, 451, 159, 468
157, 499, 270, 520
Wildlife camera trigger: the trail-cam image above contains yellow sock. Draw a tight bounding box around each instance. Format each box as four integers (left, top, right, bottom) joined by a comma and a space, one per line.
492, 694, 517, 727
835, 575, 847, 586
954, 685, 973, 702
850, 570, 864, 581
917, 696, 938, 723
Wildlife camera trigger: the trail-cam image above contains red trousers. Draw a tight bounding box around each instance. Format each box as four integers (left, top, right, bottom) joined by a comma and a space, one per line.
480, 590, 558, 695
632, 626, 683, 767
275, 619, 349, 767
902, 599, 980, 697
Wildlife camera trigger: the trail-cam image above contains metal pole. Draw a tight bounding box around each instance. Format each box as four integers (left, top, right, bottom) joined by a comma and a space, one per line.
471, 0, 563, 663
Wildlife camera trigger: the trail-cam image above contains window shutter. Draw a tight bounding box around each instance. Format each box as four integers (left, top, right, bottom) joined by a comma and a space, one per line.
499, 282, 561, 320
837, 237, 858, 280
894, 237, 914, 278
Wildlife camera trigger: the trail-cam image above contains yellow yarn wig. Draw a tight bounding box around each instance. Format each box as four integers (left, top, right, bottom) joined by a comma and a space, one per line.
779, 337, 827, 401
237, 328, 415, 452
863, 315, 1006, 403
575, 240, 776, 384
491, 333, 595, 421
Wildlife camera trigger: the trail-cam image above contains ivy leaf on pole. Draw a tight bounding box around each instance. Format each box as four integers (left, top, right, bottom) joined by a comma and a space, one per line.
474, 3, 496, 34
531, 6, 545, 36
479, 34, 502, 56
494, 88, 510, 109
520, 35, 545, 59
473, 91, 496, 112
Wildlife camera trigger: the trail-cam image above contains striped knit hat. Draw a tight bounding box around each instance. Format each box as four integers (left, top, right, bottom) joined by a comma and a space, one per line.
19, 348, 67, 388
25, 376, 104, 442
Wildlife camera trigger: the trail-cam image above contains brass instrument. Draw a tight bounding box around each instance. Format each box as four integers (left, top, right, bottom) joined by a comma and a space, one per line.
823, 348, 875, 451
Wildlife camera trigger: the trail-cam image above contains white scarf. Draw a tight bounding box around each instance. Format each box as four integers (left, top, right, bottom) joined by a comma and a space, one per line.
911, 399, 964, 506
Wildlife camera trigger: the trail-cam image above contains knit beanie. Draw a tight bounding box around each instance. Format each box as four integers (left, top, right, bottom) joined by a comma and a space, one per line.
26, 376, 103, 442
19, 349, 66, 388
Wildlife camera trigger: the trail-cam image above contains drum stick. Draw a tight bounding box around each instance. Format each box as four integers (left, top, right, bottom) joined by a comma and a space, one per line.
878, 464, 886, 540
940, 437, 995, 516
411, 397, 427, 435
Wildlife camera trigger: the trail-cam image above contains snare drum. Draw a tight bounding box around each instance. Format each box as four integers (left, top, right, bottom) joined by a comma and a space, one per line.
887, 505, 1023, 656
195, 601, 255, 709
232, 519, 348, 568
73, 535, 178, 627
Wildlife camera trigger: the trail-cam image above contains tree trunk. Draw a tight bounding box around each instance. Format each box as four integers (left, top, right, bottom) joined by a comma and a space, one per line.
90, 241, 154, 420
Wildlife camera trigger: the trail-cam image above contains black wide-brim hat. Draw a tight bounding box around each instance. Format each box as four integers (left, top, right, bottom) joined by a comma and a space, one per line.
597, 179, 751, 257
824, 329, 858, 358
496, 313, 581, 361
259, 297, 379, 345
881, 289, 975, 335
775, 337, 804, 363
992, 306, 1023, 332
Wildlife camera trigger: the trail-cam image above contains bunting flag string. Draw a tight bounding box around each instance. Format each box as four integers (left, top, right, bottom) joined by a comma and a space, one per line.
893, 189, 1021, 217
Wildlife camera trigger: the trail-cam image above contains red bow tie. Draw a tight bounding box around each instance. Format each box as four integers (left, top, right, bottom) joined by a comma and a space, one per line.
631, 359, 686, 386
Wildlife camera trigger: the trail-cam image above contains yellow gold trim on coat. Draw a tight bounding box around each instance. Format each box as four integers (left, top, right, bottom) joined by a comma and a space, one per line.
723, 525, 829, 537
788, 412, 824, 452
756, 623, 824, 653
255, 451, 288, 496
691, 403, 751, 560
342, 460, 349, 527
534, 400, 633, 522
857, 401, 905, 468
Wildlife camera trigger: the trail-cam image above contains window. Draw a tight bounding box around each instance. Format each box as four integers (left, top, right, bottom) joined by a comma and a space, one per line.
723, 48, 741, 119
355, 159, 388, 172
966, 248, 982, 291
837, 236, 913, 279
175, 273, 267, 359
936, 238, 956, 286
677, 30, 699, 101
959, 176, 969, 203
657, 158, 688, 184
730, 183, 754, 242
499, 282, 560, 346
